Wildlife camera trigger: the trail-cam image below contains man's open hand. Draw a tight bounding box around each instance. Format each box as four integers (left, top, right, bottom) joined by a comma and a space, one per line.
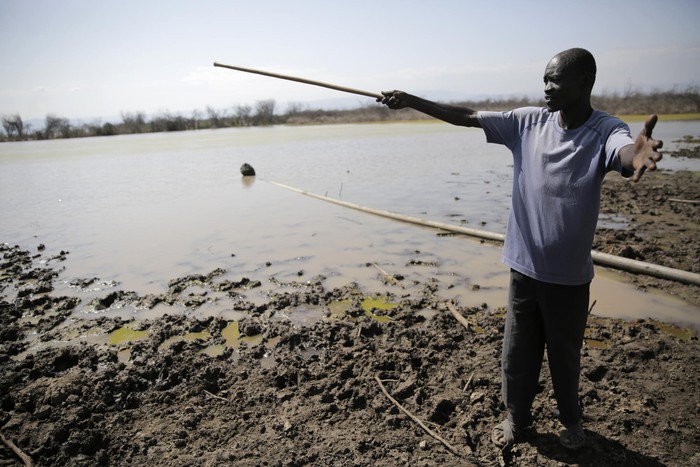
629, 114, 663, 182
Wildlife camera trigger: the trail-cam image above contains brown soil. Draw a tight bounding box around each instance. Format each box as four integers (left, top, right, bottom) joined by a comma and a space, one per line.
1, 153, 699, 466
596, 169, 700, 306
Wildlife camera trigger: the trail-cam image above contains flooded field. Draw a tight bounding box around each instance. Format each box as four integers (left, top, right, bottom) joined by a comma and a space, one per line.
1, 121, 699, 328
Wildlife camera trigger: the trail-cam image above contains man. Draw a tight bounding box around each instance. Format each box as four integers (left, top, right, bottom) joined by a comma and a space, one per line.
379, 48, 662, 450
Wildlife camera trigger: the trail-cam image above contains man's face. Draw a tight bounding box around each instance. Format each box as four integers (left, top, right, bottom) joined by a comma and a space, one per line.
543, 56, 587, 112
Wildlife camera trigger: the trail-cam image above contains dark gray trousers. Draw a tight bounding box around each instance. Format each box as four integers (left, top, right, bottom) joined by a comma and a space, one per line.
502, 269, 590, 428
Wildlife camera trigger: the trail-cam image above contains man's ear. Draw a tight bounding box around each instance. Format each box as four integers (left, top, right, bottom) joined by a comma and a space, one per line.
583, 71, 596, 90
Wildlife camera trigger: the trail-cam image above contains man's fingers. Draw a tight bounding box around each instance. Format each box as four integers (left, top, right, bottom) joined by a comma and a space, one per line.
643, 114, 658, 138
631, 166, 646, 183
632, 154, 660, 182
379, 90, 402, 106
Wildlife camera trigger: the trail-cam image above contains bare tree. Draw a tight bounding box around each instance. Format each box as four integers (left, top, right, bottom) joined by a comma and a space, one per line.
233, 104, 252, 126
191, 109, 202, 130
154, 111, 188, 132
206, 106, 223, 128
1, 114, 26, 140
44, 114, 71, 139
120, 111, 147, 133
286, 102, 305, 116
254, 99, 276, 125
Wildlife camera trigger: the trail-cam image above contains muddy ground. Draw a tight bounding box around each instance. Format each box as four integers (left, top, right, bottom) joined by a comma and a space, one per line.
1, 147, 698, 466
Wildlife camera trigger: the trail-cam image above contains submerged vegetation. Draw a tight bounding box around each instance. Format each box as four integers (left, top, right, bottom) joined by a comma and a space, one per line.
1, 86, 699, 142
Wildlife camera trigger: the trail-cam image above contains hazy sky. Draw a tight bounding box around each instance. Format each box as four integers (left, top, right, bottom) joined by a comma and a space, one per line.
1, 0, 699, 122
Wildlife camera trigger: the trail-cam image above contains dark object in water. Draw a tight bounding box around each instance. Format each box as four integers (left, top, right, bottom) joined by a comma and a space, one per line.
240, 163, 256, 176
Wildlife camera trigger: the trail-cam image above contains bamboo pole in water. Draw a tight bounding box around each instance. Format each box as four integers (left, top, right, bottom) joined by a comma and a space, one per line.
266, 180, 700, 287
213, 62, 384, 100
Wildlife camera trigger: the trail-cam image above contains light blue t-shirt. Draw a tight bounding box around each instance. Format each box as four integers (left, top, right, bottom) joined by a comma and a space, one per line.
477, 107, 635, 285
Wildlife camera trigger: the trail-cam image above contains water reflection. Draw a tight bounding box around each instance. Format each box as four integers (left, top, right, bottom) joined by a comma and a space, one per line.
241, 175, 256, 188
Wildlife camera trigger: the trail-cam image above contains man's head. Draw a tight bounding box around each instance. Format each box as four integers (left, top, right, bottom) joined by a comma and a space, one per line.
543, 48, 596, 113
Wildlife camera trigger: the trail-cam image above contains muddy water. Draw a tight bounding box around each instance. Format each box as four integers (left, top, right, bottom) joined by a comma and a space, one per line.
1, 122, 699, 329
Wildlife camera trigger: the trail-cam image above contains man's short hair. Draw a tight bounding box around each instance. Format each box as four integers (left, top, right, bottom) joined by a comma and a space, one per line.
558, 48, 597, 78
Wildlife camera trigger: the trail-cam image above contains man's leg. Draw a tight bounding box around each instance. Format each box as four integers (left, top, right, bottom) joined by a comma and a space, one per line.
501, 269, 546, 429
539, 280, 590, 439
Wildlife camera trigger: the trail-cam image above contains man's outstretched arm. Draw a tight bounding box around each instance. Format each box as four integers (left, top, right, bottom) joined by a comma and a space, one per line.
378, 91, 481, 128
619, 114, 663, 182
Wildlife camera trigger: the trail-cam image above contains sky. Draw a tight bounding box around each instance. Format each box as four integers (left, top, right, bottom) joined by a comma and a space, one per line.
1, 0, 699, 123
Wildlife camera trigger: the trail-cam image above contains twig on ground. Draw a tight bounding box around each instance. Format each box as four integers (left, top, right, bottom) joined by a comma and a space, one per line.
0, 432, 33, 467
373, 263, 405, 289
463, 372, 475, 392
446, 302, 471, 331
668, 198, 699, 205
375, 375, 467, 458
588, 299, 597, 315
204, 390, 228, 402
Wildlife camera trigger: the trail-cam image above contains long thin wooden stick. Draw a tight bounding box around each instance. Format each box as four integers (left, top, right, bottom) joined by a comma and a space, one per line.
374, 376, 467, 459
373, 262, 405, 289
213, 62, 384, 100
668, 198, 700, 205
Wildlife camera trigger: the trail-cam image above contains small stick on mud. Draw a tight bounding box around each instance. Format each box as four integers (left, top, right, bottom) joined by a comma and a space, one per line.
375, 375, 466, 458
446, 302, 471, 331
588, 299, 597, 315
0, 432, 33, 467
373, 263, 405, 288
204, 390, 228, 402
463, 372, 475, 392
668, 198, 700, 205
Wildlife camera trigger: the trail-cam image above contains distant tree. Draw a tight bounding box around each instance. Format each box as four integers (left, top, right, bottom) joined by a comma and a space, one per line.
254, 99, 276, 125
1, 115, 14, 138
102, 122, 115, 136
44, 114, 71, 139
231, 104, 251, 126
121, 111, 147, 133
1, 114, 26, 140
191, 109, 202, 130
286, 102, 304, 116
206, 106, 223, 128
81, 119, 114, 137
152, 111, 189, 132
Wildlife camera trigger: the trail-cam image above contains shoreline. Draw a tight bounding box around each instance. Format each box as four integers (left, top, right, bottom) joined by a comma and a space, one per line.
1, 250, 698, 465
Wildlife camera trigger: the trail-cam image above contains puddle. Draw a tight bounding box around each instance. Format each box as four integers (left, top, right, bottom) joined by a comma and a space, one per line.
327, 296, 399, 323
159, 331, 212, 350
361, 297, 398, 312
327, 299, 352, 319
206, 321, 264, 352
584, 338, 612, 349
597, 213, 629, 230
271, 304, 325, 325
583, 315, 696, 349
362, 297, 398, 323
649, 319, 695, 341
108, 325, 149, 345
221, 321, 240, 349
